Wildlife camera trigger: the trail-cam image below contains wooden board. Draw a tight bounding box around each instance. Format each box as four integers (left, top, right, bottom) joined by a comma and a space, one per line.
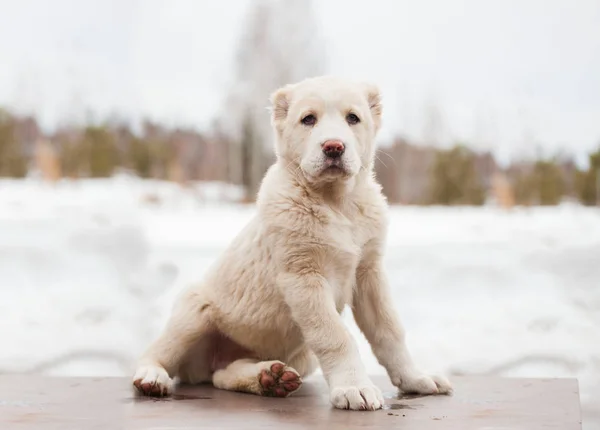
0, 375, 581, 429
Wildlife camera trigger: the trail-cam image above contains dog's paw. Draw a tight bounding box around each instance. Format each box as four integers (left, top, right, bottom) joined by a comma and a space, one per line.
133, 364, 174, 397
258, 361, 302, 397
396, 371, 452, 395
330, 383, 384, 411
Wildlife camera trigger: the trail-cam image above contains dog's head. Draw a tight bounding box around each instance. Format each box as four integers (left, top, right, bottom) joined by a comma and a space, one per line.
269, 76, 382, 184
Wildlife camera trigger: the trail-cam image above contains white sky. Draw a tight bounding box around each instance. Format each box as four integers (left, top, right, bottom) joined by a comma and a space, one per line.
1, 0, 599, 163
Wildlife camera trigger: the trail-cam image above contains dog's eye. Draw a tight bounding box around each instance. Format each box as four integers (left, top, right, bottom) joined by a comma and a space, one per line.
301, 114, 317, 126
346, 113, 360, 125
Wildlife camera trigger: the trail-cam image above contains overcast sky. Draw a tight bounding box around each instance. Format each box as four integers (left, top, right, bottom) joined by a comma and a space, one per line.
1, 0, 599, 163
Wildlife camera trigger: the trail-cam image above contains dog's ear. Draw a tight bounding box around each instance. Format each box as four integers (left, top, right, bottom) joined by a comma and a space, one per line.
269, 86, 291, 124
364, 83, 382, 129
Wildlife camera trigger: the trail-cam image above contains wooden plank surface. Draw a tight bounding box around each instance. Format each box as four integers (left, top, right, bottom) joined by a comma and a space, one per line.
0, 375, 581, 429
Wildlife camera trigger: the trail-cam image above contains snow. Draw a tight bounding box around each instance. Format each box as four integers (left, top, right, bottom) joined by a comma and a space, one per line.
1, 176, 599, 428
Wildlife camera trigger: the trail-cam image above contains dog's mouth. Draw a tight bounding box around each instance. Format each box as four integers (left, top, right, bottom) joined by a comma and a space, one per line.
322, 157, 346, 174
323, 166, 345, 177
301, 156, 352, 181
321, 157, 348, 178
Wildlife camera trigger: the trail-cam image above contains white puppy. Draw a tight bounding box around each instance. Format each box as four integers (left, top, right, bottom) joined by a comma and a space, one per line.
133, 76, 452, 410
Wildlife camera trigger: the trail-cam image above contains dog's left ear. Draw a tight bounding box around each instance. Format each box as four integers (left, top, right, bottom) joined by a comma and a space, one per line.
269, 86, 291, 125
364, 84, 382, 130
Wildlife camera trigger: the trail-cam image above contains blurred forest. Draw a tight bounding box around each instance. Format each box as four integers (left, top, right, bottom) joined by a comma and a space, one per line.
0, 0, 598, 207
2, 106, 598, 207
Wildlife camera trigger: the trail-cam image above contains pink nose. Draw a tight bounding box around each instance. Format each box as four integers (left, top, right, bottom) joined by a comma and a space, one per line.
322, 140, 345, 158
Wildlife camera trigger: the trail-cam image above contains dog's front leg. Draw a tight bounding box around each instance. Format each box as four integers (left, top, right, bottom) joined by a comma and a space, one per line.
352, 253, 453, 396
278, 271, 384, 411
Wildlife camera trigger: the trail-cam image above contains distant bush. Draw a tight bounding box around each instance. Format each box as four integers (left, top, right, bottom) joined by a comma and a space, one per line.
128, 137, 152, 178
534, 159, 566, 205
428, 144, 486, 205
0, 109, 27, 177
83, 126, 119, 177
575, 147, 600, 206
510, 157, 567, 206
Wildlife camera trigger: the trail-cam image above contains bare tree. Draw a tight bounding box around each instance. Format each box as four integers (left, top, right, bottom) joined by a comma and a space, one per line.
422, 99, 446, 148
220, 0, 325, 201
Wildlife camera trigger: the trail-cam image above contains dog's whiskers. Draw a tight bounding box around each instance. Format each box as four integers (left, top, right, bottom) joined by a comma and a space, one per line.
376, 149, 397, 167
284, 157, 301, 171
374, 154, 388, 169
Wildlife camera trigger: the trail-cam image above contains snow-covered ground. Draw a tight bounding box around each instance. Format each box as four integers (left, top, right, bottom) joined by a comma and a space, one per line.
1, 176, 599, 428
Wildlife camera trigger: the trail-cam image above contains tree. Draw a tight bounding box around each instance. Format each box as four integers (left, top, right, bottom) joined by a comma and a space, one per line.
533, 159, 565, 205
240, 112, 260, 199
512, 168, 536, 206
0, 109, 28, 177
138, 121, 176, 180
128, 137, 152, 178
59, 140, 84, 178
576, 147, 600, 206
220, 0, 325, 201
509, 157, 566, 206
422, 101, 445, 147
83, 126, 119, 177
428, 144, 486, 205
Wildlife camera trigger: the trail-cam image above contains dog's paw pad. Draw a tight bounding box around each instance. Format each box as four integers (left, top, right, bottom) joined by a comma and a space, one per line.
258, 361, 302, 397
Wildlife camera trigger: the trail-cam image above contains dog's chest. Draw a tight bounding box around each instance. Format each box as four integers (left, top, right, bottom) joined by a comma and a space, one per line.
324, 245, 358, 312
325, 205, 375, 249
323, 210, 376, 312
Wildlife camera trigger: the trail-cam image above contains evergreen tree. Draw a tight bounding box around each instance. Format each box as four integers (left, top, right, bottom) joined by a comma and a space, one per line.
534, 159, 565, 205
0, 109, 27, 177
83, 126, 119, 177
576, 147, 600, 206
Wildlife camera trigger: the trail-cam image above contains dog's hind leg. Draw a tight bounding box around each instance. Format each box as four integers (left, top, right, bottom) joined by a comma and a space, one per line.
133, 289, 213, 397
212, 359, 303, 397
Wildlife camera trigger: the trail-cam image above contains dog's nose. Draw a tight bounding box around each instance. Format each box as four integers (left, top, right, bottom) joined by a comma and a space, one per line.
322, 140, 345, 158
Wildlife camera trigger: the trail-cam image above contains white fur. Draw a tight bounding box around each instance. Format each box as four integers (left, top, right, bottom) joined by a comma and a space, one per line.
133, 76, 452, 410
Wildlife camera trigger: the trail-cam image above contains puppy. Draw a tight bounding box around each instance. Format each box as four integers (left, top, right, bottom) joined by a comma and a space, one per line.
133, 76, 452, 410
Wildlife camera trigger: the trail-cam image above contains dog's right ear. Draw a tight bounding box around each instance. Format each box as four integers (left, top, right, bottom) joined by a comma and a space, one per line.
269, 86, 291, 124
364, 83, 382, 130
